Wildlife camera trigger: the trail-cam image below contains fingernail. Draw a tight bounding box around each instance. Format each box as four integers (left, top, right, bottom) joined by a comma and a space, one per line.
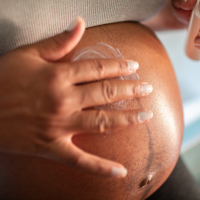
182, 0, 187, 3
138, 111, 153, 123
111, 167, 127, 177
67, 16, 82, 31
142, 84, 153, 95
127, 60, 139, 72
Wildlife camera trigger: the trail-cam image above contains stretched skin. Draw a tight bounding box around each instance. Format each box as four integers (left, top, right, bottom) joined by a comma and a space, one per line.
0, 22, 183, 200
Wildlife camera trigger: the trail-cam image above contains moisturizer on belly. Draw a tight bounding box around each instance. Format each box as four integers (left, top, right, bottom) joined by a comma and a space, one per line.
72, 42, 156, 189
71, 42, 140, 111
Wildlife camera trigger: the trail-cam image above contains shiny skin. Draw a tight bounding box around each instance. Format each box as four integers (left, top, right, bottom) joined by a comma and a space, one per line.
0, 22, 184, 200
0, 17, 151, 179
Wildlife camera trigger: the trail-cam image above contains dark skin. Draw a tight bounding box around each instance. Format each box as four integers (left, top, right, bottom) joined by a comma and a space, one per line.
0, 22, 183, 200
0, 18, 151, 178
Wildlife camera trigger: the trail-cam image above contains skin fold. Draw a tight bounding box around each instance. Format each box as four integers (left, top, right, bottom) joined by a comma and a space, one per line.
0, 22, 184, 200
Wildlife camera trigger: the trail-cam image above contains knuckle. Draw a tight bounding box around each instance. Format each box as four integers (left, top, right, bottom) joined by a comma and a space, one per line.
93, 161, 105, 174
92, 59, 105, 78
67, 156, 80, 168
33, 127, 56, 146
45, 68, 71, 114
48, 92, 66, 115
117, 60, 126, 74
132, 83, 140, 97
95, 111, 109, 133
125, 113, 135, 126
48, 65, 71, 88
48, 67, 63, 86
52, 34, 65, 50
67, 153, 88, 170
102, 80, 117, 103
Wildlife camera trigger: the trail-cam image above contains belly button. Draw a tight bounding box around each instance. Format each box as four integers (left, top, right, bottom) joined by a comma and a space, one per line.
140, 174, 154, 188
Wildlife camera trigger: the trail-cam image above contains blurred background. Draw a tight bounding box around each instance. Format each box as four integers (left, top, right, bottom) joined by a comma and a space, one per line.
156, 30, 200, 185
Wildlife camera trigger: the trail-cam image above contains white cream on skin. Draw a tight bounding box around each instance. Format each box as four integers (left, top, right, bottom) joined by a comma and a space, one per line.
72, 42, 156, 185
71, 42, 140, 111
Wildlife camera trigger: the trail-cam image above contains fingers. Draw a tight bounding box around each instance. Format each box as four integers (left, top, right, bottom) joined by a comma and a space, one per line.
69, 109, 153, 134
56, 58, 139, 84
50, 138, 127, 178
195, 30, 200, 49
172, 0, 197, 24
173, 0, 197, 10
172, 7, 193, 24
74, 80, 153, 109
33, 16, 85, 61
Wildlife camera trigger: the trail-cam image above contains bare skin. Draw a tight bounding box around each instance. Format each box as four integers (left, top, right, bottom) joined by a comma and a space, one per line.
143, 0, 197, 30
195, 31, 200, 49
0, 22, 183, 200
0, 18, 153, 178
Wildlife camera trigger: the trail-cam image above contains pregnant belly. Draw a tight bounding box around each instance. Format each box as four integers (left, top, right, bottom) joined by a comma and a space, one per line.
0, 22, 183, 200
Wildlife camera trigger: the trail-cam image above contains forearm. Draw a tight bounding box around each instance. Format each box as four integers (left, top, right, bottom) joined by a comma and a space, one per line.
142, 0, 188, 31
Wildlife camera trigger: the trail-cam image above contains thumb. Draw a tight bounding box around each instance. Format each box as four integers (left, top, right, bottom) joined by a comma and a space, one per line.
48, 137, 128, 178
35, 16, 85, 61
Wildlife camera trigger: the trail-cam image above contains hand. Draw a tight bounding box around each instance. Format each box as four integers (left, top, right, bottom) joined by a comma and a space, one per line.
0, 17, 153, 178
172, 0, 197, 24
195, 30, 200, 49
